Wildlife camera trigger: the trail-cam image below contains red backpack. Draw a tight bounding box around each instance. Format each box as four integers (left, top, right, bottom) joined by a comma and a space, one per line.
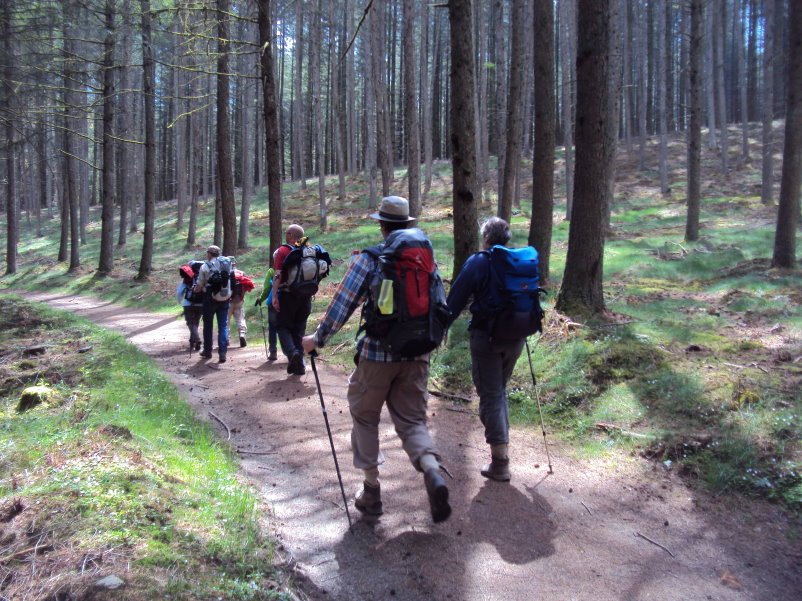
359, 228, 449, 358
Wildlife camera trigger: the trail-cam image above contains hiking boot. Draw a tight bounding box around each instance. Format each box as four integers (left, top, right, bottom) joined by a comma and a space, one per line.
354, 481, 383, 516
268, 349, 278, 361
239, 336, 247, 348
199, 350, 212, 359
480, 456, 511, 482
288, 352, 304, 375
194, 341, 202, 351
218, 355, 227, 364
424, 467, 451, 523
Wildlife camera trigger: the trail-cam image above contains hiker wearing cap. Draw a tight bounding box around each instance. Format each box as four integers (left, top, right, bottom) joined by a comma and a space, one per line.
194, 245, 232, 363
227, 258, 255, 348
272, 224, 311, 375
445, 217, 525, 481
302, 196, 451, 524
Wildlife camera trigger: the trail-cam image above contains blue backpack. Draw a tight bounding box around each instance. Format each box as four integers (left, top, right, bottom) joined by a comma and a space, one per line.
484, 245, 546, 340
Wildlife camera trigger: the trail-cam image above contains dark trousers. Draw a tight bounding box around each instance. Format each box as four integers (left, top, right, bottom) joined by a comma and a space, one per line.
202, 297, 230, 357
276, 290, 311, 360
183, 305, 203, 345
469, 329, 525, 445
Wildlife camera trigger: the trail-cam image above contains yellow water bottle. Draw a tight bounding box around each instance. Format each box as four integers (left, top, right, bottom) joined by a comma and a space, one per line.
378, 279, 394, 315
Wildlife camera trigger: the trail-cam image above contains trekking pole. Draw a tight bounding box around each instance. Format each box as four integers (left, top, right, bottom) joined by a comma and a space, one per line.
309, 350, 354, 532
525, 337, 553, 474
257, 304, 269, 360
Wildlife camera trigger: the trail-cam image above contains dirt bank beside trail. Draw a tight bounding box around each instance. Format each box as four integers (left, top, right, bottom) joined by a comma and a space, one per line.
30, 292, 802, 601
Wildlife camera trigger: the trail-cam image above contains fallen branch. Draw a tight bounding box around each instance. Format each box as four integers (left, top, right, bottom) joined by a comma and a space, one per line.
580, 501, 593, 515
237, 449, 277, 455
594, 422, 655, 439
428, 389, 472, 404
635, 531, 675, 558
445, 406, 479, 416
209, 411, 231, 440
0, 544, 53, 565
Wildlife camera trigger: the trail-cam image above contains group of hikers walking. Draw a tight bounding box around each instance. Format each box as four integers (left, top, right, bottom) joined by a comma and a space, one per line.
178, 196, 545, 525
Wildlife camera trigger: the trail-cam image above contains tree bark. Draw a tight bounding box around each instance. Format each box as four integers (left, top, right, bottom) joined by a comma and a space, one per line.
421, 3, 433, 196
136, 0, 155, 280
714, 0, 729, 172
560, 0, 576, 218
216, 0, 236, 256
555, 0, 618, 317
3, 0, 17, 274
238, 12, 255, 249
257, 0, 284, 260
529, 0, 555, 284
771, 0, 802, 267
63, 1, 80, 272
404, 0, 421, 216
117, 0, 132, 245
498, 0, 525, 223
686, 0, 703, 242
657, 0, 669, 195
98, 0, 116, 276
371, 0, 392, 196
761, 0, 776, 205
310, 0, 326, 230
449, 0, 479, 277
293, 0, 306, 187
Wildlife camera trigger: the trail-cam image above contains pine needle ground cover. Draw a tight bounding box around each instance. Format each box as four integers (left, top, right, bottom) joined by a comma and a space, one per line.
0, 296, 294, 601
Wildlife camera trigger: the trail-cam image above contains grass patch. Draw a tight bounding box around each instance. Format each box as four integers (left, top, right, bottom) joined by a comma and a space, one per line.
0, 296, 294, 600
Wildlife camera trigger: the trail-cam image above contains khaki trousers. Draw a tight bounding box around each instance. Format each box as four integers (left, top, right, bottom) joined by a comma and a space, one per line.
228, 298, 247, 337
347, 359, 439, 471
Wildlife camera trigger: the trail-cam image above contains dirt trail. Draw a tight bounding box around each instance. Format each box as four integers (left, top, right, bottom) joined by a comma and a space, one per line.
31, 292, 802, 601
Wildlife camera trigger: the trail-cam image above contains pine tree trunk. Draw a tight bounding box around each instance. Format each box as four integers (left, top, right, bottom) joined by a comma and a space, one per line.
404, 0, 421, 216
421, 3, 433, 195
686, 0, 703, 242
556, 0, 617, 317
293, 0, 306, 187
3, 0, 17, 274
217, 0, 236, 256
771, 0, 802, 267
761, 0, 776, 204
498, 0, 525, 223
137, 0, 155, 280
98, 0, 116, 276
560, 0, 576, 218
238, 13, 255, 250
529, 0, 556, 284
714, 0, 729, 172
449, 0, 479, 277
310, 0, 326, 230
257, 0, 283, 259
657, 0, 669, 195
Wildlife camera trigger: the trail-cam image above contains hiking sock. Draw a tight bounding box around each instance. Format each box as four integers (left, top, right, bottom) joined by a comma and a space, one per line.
490, 443, 509, 460
419, 453, 440, 473
362, 466, 380, 486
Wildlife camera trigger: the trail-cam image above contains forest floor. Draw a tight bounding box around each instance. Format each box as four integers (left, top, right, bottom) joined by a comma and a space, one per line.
27, 291, 802, 601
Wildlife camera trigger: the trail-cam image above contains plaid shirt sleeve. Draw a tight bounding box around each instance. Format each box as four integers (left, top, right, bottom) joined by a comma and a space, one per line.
313, 253, 372, 347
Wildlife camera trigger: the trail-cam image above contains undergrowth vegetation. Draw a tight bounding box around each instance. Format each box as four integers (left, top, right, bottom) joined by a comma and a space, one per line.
0, 297, 293, 600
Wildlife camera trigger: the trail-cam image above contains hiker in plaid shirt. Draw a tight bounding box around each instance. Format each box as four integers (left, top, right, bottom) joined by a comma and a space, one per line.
302, 196, 450, 524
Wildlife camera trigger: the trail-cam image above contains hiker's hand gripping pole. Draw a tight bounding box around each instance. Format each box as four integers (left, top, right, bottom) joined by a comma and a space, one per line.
309, 350, 354, 532
526, 337, 553, 474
